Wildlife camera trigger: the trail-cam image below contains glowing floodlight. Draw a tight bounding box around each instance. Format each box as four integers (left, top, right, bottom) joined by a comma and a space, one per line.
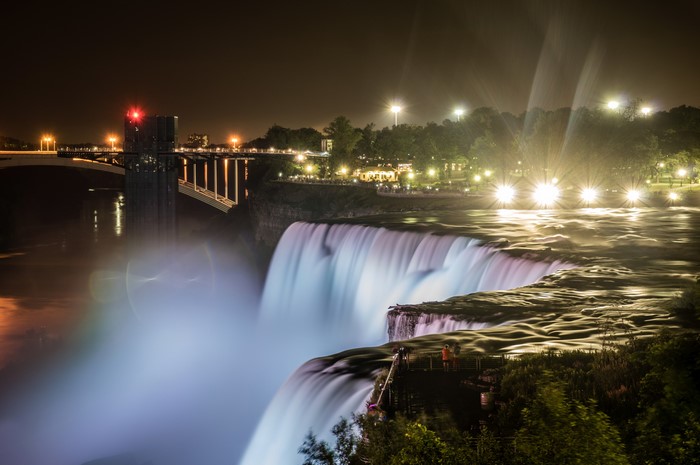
495, 185, 516, 204
428, 168, 436, 177
390, 105, 401, 126
607, 100, 620, 110
581, 188, 597, 203
668, 192, 679, 202
626, 189, 641, 203
533, 183, 560, 207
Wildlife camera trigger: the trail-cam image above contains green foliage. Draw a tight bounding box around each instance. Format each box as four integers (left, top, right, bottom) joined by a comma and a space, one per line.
245, 104, 700, 185
298, 417, 360, 465
498, 350, 597, 429
631, 331, 700, 464
324, 116, 363, 171
671, 277, 700, 325
515, 378, 629, 465
389, 422, 450, 465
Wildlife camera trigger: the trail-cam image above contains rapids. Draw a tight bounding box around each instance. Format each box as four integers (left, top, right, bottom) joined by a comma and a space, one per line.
241, 207, 700, 465
1, 206, 698, 465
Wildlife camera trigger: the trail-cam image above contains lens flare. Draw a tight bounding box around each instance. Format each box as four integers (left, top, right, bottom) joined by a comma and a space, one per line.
581, 188, 597, 203
533, 184, 559, 207
495, 185, 516, 204
626, 189, 641, 203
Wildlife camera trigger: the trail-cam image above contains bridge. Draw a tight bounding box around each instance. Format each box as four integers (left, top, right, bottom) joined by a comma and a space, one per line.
0, 149, 329, 213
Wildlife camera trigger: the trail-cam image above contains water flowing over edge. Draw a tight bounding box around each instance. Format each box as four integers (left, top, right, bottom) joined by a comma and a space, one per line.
241, 221, 577, 465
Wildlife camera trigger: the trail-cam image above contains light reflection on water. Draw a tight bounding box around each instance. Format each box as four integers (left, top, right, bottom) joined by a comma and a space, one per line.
0, 203, 698, 465
337, 206, 700, 354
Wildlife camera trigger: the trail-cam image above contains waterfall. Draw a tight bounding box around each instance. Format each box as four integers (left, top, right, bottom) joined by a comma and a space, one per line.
259, 222, 574, 352
239, 358, 375, 465
387, 312, 493, 341
242, 222, 575, 465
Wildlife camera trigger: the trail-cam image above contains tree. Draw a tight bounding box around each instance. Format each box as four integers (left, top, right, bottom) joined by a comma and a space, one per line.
298, 417, 361, 465
390, 422, 451, 465
631, 332, 700, 464
324, 116, 362, 172
515, 377, 629, 465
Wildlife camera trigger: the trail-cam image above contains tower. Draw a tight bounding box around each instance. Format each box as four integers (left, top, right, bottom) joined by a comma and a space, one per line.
123, 110, 179, 249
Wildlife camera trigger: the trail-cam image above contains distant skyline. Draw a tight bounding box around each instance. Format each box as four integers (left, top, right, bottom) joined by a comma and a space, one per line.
2, 0, 700, 144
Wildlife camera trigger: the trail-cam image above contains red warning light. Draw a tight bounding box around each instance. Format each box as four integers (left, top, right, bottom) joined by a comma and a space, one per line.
127, 108, 143, 121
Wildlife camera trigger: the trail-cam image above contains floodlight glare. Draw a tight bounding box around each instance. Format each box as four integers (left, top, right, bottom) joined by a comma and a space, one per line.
581, 188, 597, 203
495, 185, 516, 204
533, 183, 560, 207
626, 190, 641, 202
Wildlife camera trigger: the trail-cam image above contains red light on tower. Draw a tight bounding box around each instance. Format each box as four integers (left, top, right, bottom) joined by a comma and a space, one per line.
127, 108, 143, 123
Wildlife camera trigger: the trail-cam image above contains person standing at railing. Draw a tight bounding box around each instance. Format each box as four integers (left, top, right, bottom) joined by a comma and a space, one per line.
441, 344, 452, 372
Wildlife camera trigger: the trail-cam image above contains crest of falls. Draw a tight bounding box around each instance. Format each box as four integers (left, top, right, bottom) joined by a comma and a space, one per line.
387, 313, 493, 341
242, 222, 575, 465
259, 221, 575, 354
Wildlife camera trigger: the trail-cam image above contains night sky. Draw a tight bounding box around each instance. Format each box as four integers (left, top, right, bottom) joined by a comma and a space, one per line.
2, 0, 699, 145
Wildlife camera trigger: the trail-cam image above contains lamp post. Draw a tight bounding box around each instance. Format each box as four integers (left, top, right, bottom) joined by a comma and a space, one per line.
391, 105, 401, 127
678, 168, 687, 187
108, 136, 117, 151
230, 137, 238, 151
41, 136, 55, 151
454, 108, 464, 121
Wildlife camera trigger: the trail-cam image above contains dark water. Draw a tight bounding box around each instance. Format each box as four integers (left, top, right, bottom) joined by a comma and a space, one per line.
0, 167, 226, 368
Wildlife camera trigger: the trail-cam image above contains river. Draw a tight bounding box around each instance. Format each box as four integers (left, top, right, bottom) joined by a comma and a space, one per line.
1, 167, 699, 464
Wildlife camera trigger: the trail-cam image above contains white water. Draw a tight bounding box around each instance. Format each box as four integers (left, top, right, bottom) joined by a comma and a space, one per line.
242, 222, 575, 465
388, 313, 493, 341
259, 222, 573, 352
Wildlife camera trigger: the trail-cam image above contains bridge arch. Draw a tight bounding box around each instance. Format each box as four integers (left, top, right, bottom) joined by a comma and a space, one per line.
0, 151, 239, 212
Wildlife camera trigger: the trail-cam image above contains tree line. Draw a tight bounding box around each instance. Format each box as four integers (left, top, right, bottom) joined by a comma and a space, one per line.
246, 105, 700, 188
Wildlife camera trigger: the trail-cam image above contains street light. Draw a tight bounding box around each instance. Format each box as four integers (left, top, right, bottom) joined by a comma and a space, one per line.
390, 105, 401, 126
607, 100, 620, 110
107, 135, 117, 151
41, 135, 55, 151
454, 108, 465, 121
230, 136, 239, 150
640, 106, 652, 116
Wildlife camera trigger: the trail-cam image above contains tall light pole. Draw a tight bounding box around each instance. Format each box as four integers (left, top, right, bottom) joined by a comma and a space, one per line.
41, 135, 55, 151
108, 135, 117, 151
454, 108, 464, 121
391, 105, 401, 127
230, 137, 238, 150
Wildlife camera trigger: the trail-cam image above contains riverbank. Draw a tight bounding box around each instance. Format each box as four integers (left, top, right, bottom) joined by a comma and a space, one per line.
242, 180, 700, 252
